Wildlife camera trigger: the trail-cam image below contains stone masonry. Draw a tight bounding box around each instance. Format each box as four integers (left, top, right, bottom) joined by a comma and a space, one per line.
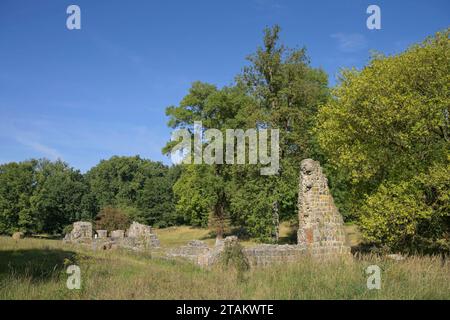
64, 221, 93, 243
297, 159, 350, 257
126, 221, 160, 247
64, 221, 160, 251
167, 159, 350, 268
64, 160, 349, 267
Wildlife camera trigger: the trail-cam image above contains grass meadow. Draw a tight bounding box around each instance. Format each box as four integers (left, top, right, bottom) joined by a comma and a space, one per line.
0, 227, 449, 300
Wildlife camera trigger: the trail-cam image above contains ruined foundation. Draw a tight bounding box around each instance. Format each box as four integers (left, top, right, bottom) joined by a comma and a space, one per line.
64, 159, 349, 267
64, 221, 160, 251
167, 159, 350, 268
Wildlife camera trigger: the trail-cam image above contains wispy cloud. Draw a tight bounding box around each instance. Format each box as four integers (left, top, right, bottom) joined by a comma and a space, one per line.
331, 33, 367, 53
0, 112, 168, 171
15, 136, 62, 160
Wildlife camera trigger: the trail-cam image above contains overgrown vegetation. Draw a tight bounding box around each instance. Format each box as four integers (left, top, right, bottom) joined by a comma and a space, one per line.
219, 240, 250, 282
0, 237, 448, 299
316, 29, 450, 253
0, 27, 448, 255
0, 156, 180, 235
164, 25, 328, 241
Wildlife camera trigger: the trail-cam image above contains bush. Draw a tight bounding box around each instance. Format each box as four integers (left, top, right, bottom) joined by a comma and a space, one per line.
219, 240, 250, 282
62, 224, 73, 235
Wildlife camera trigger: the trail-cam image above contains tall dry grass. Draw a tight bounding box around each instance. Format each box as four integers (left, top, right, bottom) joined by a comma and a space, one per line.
0, 236, 448, 299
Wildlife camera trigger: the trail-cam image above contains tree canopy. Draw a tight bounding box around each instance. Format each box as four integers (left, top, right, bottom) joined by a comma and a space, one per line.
315, 29, 449, 252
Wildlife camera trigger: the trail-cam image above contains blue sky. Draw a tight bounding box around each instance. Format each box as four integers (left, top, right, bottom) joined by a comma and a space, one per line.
0, 0, 448, 172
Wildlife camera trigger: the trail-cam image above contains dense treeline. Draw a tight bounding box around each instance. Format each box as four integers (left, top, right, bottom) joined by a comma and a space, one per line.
316, 29, 449, 253
163, 25, 328, 241
164, 26, 449, 251
0, 156, 180, 235
0, 27, 448, 253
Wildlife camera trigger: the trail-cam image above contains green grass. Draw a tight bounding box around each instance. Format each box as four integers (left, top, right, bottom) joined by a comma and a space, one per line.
1, 235, 449, 299
155, 225, 260, 248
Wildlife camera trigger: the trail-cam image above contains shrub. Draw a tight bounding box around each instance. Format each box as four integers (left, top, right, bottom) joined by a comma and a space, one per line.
219, 240, 250, 282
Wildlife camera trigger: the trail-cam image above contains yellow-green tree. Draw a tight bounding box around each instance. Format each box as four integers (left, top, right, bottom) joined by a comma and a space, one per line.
315, 29, 449, 252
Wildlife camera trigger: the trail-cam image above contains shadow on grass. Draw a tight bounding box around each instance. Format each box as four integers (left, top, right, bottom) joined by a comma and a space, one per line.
0, 248, 77, 281
278, 226, 298, 245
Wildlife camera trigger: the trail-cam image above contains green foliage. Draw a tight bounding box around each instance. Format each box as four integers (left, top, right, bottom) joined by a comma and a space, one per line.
30, 159, 89, 233
173, 164, 225, 228
0, 157, 179, 235
360, 161, 450, 253
0, 160, 36, 234
316, 29, 449, 187
95, 206, 130, 232
316, 29, 450, 252
86, 156, 178, 227
62, 224, 73, 236
0, 159, 87, 235
165, 25, 328, 241
219, 240, 250, 282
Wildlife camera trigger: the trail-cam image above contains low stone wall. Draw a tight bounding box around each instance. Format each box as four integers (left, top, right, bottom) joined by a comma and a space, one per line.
64, 221, 160, 251
167, 240, 211, 264
243, 244, 306, 267
167, 239, 308, 268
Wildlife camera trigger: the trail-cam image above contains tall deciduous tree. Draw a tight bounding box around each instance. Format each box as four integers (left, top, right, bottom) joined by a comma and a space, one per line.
86, 156, 177, 227
0, 161, 36, 234
164, 26, 329, 241
30, 159, 88, 233
315, 29, 449, 252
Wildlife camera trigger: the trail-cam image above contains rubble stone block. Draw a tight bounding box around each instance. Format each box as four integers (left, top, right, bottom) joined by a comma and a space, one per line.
96, 230, 108, 238
110, 230, 124, 239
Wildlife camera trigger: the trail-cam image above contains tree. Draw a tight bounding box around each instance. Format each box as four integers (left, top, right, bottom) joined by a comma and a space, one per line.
164, 83, 252, 238
86, 156, 177, 227
0, 159, 90, 235
164, 26, 329, 241
315, 29, 450, 252
30, 159, 88, 233
137, 164, 181, 227
360, 161, 449, 253
95, 206, 130, 232
0, 160, 36, 234
232, 25, 328, 240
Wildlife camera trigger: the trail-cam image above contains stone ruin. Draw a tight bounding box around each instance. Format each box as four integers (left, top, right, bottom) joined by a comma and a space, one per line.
64, 221, 160, 251
63, 159, 349, 267
64, 221, 93, 243
297, 159, 350, 257
167, 159, 350, 268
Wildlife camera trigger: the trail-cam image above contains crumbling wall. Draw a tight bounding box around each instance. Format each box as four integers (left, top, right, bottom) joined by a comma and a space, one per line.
64, 221, 160, 251
243, 245, 306, 266
167, 240, 211, 265
64, 221, 92, 243
126, 221, 160, 247
167, 239, 308, 268
297, 159, 350, 257
166, 159, 350, 268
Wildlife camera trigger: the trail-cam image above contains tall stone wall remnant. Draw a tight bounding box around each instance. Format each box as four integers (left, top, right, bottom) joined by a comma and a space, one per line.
167, 159, 350, 268
297, 159, 350, 257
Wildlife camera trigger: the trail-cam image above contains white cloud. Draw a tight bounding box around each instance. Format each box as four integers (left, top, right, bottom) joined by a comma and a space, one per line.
331, 33, 367, 52
15, 136, 62, 160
